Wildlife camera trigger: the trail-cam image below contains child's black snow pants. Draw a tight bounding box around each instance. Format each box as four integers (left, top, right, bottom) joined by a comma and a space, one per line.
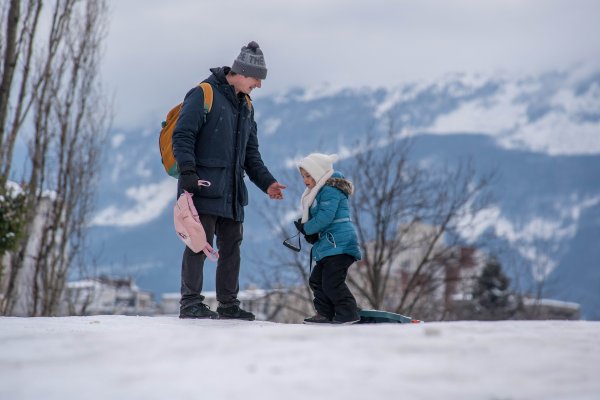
309, 254, 359, 322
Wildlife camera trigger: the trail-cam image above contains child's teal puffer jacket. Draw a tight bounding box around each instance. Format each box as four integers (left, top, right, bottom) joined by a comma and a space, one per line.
303, 171, 362, 262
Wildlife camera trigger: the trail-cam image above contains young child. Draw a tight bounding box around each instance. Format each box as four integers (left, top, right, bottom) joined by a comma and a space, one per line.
295, 153, 362, 324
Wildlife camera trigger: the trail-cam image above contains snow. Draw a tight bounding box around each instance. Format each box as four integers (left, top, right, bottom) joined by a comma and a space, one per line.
5, 180, 24, 196
457, 196, 600, 279
522, 298, 581, 310
1, 316, 599, 400
426, 79, 600, 155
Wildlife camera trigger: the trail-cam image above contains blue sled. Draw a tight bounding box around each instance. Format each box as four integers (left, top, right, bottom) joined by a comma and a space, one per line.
358, 309, 423, 324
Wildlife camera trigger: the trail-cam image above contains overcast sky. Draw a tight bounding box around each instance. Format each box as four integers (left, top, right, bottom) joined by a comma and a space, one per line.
103, 0, 600, 129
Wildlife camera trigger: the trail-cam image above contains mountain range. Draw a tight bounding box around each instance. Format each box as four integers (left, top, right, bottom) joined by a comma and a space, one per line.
88, 68, 600, 319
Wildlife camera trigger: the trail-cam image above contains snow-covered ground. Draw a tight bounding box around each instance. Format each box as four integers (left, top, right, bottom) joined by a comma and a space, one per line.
1, 316, 599, 400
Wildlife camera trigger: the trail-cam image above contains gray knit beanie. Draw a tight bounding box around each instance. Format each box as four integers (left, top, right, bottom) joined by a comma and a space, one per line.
231, 41, 267, 80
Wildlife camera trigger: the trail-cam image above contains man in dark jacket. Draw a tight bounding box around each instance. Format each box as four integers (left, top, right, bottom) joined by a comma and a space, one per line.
173, 41, 286, 320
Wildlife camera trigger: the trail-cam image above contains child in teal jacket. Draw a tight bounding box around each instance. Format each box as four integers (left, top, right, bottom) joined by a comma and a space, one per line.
295, 153, 362, 324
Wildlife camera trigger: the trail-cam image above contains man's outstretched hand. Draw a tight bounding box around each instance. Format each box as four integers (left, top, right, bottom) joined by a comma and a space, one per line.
267, 182, 286, 200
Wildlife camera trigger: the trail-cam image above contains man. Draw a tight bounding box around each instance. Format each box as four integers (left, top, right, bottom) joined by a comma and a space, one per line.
173, 41, 286, 320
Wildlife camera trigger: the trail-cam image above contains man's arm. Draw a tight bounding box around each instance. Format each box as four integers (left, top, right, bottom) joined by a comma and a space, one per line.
244, 118, 279, 192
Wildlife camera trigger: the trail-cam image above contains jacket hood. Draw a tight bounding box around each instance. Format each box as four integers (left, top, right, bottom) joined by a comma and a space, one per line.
208, 67, 248, 106
325, 171, 354, 197
209, 66, 229, 84
208, 66, 253, 103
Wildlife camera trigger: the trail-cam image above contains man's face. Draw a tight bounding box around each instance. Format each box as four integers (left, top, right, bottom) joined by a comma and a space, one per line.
235, 75, 262, 95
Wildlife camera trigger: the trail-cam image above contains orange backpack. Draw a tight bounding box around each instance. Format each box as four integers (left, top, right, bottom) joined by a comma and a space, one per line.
159, 82, 214, 178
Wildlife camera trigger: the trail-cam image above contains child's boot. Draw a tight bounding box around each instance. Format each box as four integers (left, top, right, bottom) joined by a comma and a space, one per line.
303, 313, 332, 324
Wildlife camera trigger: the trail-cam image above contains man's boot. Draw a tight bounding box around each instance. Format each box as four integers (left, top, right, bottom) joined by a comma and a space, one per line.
179, 303, 219, 319
216, 304, 255, 321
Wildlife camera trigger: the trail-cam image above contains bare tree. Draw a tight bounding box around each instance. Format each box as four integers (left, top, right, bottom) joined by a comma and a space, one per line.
0, 0, 43, 177
0, 0, 21, 151
0, 0, 110, 316
256, 119, 495, 322
348, 127, 495, 320
0, 0, 46, 314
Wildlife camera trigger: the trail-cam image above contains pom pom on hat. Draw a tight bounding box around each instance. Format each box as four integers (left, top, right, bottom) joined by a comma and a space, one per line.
298, 153, 339, 182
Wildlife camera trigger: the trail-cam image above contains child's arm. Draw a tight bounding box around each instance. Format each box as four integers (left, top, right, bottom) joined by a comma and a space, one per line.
303, 187, 341, 235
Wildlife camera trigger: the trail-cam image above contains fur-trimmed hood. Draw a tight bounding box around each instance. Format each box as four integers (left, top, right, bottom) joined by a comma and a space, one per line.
325, 176, 354, 197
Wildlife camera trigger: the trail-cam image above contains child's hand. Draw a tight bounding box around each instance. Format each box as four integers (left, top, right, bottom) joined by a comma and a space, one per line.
294, 218, 305, 234
304, 233, 318, 244
295, 219, 319, 244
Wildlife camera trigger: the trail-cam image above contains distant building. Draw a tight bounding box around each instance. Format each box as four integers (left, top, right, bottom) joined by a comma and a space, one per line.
442, 246, 486, 307
517, 297, 581, 320
448, 293, 581, 321
353, 221, 487, 318
64, 276, 157, 316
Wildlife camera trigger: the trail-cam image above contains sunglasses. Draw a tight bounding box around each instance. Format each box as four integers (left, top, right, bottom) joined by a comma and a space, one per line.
282, 232, 301, 252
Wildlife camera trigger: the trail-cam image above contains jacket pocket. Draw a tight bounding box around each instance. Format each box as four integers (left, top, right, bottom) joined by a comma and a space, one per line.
196, 158, 228, 199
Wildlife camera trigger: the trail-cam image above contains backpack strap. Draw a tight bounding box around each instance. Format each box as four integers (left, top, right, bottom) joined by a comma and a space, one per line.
198, 81, 250, 113
198, 82, 213, 114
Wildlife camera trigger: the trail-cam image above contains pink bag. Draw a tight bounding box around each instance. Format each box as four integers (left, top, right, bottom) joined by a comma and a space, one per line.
173, 181, 218, 261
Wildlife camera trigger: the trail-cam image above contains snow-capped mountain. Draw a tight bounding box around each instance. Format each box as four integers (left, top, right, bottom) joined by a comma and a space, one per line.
89, 68, 600, 318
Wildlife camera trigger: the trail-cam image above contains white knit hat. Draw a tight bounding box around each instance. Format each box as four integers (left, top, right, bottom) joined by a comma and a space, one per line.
298, 153, 339, 182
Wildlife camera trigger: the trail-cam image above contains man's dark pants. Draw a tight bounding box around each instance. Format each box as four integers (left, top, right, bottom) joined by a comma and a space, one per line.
309, 254, 359, 322
180, 214, 243, 309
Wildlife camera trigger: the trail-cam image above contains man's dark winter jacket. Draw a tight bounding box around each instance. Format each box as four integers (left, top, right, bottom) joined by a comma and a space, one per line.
172, 67, 276, 222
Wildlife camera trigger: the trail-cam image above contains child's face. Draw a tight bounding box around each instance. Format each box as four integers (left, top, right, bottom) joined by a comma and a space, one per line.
300, 168, 316, 189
